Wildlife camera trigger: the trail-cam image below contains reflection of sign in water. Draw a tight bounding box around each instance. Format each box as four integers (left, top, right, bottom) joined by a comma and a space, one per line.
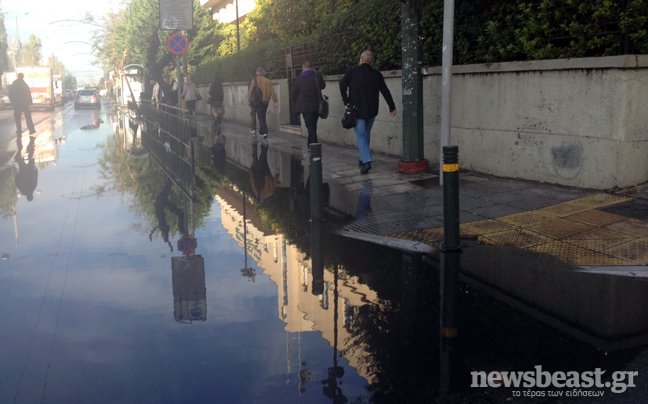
159, 0, 193, 30
172, 255, 207, 323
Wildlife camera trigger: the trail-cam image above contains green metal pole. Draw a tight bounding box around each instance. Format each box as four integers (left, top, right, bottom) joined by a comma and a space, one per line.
401, 2, 425, 166
309, 143, 323, 223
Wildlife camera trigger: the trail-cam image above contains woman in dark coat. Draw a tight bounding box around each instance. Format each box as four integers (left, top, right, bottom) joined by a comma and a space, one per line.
291, 61, 325, 144
209, 74, 224, 125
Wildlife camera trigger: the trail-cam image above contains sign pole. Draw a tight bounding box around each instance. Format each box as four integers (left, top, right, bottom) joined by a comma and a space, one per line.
176, 55, 181, 109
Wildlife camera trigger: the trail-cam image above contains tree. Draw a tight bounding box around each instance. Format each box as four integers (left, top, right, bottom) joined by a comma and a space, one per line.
94, 0, 222, 103
0, 15, 9, 78
47, 54, 65, 75
22, 34, 42, 66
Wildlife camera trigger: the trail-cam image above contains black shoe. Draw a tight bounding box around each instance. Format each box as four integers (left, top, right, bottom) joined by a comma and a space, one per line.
359, 160, 363, 166
361, 162, 372, 174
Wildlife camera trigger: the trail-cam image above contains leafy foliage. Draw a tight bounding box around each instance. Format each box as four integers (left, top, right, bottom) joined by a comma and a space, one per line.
22, 34, 42, 66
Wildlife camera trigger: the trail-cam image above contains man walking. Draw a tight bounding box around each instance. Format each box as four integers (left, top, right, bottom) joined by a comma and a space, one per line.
340, 50, 396, 174
292, 61, 326, 144
9, 73, 36, 136
248, 67, 278, 139
248, 69, 258, 134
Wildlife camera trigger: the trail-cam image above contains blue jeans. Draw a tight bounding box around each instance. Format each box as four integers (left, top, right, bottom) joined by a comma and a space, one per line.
354, 117, 375, 164
255, 102, 270, 135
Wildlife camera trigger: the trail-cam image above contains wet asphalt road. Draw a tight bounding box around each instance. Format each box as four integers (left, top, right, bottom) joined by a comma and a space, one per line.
0, 104, 65, 149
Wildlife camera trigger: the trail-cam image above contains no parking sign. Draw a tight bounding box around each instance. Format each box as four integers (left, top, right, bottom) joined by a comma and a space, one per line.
167, 33, 189, 55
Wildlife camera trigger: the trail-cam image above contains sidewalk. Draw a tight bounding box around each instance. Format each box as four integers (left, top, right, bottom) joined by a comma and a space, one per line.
194, 114, 648, 270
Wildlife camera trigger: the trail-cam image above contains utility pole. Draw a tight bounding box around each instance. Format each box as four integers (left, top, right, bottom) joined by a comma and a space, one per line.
439, 0, 455, 185
398, 1, 429, 174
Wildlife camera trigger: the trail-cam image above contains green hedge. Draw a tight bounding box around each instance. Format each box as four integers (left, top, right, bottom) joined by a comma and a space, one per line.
196, 0, 648, 81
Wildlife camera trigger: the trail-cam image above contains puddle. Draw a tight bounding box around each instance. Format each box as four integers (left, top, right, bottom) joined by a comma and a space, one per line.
0, 108, 646, 403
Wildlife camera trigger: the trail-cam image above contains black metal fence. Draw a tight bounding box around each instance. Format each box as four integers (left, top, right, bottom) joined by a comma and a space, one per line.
138, 100, 196, 199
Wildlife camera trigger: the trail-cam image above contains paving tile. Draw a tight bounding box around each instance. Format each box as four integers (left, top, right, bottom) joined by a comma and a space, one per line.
603, 218, 648, 238
604, 238, 648, 265
497, 211, 558, 228
470, 204, 526, 219
460, 219, 518, 236
526, 218, 596, 240
566, 210, 628, 227
537, 201, 593, 217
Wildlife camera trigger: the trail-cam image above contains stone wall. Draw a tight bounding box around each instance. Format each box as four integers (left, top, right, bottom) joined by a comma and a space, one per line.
200, 55, 648, 190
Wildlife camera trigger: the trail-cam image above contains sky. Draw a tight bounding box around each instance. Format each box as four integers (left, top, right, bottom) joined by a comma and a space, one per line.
2, 0, 123, 85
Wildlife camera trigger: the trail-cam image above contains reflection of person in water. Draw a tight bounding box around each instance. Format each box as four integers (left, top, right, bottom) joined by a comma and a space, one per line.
15, 135, 37, 201
250, 142, 279, 202
210, 134, 227, 174
149, 178, 187, 251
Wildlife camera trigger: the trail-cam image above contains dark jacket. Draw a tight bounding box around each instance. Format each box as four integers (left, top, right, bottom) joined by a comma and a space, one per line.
339, 63, 395, 119
209, 79, 224, 106
291, 69, 325, 113
9, 78, 33, 109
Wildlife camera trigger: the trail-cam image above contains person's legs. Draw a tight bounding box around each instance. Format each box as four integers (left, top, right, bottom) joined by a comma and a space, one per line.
250, 107, 257, 133
186, 100, 196, 115
14, 108, 23, 134
24, 108, 35, 134
256, 102, 269, 137
354, 118, 373, 164
302, 111, 319, 144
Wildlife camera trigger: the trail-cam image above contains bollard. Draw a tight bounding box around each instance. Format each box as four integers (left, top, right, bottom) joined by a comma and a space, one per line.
442, 145, 460, 250
311, 220, 324, 295
309, 143, 323, 223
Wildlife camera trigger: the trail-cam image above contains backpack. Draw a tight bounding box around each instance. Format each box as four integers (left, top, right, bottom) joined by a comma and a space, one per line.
250, 77, 262, 107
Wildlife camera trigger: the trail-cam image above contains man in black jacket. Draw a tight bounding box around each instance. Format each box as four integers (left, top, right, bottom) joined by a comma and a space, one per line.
9, 73, 36, 136
340, 50, 396, 174
291, 60, 326, 144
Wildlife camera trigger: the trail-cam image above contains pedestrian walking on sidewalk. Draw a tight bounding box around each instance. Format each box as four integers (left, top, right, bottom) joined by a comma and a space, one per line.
181, 76, 199, 116
248, 69, 258, 134
292, 60, 326, 144
248, 67, 278, 139
209, 73, 224, 128
9, 73, 36, 136
339, 50, 396, 174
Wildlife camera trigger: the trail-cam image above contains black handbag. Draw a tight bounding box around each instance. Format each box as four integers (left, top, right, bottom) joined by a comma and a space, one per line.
316, 75, 329, 119
341, 104, 357, 129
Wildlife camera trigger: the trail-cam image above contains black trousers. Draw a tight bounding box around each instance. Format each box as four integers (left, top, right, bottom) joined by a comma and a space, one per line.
302, 111, 319, 144
14, 106, 35, 134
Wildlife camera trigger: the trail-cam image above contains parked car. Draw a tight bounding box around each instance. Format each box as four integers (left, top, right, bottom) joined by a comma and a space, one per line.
74, 89, 101, 110
0, 90, 10, 107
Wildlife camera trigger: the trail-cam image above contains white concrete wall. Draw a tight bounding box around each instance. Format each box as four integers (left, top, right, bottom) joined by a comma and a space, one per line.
205, 55, 648, 190
197, 79, 290, 132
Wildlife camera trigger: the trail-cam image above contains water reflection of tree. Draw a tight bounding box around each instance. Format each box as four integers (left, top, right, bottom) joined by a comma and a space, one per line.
0, 166, 17, 219
332, 238, 439, 404
95, 135, 226, 239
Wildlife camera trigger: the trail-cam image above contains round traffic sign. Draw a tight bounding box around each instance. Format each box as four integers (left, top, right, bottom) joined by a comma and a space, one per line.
167, 33, 189, 55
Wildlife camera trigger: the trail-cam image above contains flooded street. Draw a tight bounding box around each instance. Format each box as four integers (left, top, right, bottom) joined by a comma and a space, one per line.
1, 100, 647, 403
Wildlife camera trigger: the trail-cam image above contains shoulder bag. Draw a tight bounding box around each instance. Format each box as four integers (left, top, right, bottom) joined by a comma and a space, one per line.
341, 104, 357, 129
316, 74, 329, 119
